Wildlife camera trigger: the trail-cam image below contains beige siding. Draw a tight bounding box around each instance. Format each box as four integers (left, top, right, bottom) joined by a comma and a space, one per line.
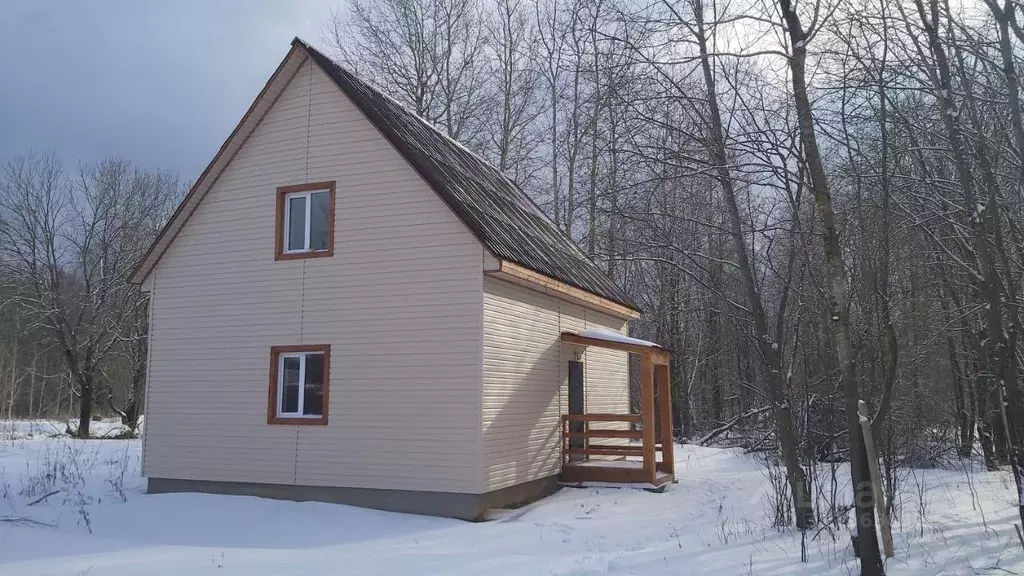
580, 310, 631, 451
482, 277, 630, 492
144, 58, 485, 494
582, 309, 630, 411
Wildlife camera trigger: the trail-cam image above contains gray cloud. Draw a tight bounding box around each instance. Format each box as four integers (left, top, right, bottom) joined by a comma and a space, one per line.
0, 0, 335, 179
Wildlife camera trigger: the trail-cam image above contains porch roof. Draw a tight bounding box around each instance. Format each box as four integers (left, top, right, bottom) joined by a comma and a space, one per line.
560, 330, 669, 365
576, 329, 660, 348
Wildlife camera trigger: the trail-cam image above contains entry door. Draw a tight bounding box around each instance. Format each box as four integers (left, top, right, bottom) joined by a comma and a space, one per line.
568, 360, 585, 462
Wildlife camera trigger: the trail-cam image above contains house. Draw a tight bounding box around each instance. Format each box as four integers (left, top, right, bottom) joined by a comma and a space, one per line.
128, 38, 675, 520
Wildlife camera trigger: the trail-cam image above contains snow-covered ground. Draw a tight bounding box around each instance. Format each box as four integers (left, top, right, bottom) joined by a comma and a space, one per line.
0, 422, 1021, 575
0, 419, 130, 440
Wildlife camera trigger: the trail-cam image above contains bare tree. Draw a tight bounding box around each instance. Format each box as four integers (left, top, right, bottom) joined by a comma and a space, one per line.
487, 0, 544, 183
0, 154, 180, 437
327, 0, 491, 143
776, 0, 885, 570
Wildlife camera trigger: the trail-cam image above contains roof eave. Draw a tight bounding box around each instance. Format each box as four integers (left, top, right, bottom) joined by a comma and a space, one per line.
487, 260, 641, 319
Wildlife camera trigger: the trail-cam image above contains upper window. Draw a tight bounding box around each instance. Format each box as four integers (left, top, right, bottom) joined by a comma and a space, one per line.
268, 345, 330, 425
275, 182, 336, 260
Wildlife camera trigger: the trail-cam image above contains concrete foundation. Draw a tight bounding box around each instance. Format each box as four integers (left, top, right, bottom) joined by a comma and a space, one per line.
147, 475, 560, 521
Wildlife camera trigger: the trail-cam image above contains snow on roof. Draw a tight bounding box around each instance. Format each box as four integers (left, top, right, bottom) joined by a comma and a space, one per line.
576, 329, 662, 348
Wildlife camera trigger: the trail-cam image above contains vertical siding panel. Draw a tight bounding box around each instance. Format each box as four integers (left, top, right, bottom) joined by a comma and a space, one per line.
145, 59, 484, 494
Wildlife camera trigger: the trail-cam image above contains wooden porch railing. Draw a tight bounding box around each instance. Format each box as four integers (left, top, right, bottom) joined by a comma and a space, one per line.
560, 412, 674, 486
561, 413, 643, 461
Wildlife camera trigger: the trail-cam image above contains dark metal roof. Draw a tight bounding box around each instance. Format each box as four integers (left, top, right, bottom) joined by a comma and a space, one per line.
295, 39, 639, 312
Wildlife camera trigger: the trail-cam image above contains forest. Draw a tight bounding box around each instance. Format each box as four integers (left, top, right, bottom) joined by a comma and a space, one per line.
3, 0, 1024, 572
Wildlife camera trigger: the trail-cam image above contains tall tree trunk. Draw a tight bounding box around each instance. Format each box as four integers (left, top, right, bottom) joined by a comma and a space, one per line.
691, 0, 813, 529
972, 347, 1001, 469
586, 1, 601, 258
77, 374, 92, 438
778, 1, 883, 571
990, 0, 1024, 182
668, 262, 691, 438
939, 276, 975, 458
947, 329, 973, 458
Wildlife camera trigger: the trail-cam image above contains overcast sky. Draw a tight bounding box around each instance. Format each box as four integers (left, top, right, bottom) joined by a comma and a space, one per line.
0, 0, 337, 179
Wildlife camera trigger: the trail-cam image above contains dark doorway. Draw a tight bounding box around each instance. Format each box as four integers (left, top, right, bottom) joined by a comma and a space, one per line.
568, 360, 584, 462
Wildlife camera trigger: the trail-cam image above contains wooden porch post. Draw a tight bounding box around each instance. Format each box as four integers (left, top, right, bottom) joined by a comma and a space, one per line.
656, 362, 674, 475
641, 351, 656, 483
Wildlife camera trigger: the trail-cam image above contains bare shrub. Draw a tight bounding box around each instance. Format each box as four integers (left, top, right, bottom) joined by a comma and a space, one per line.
758, 451, 794, 528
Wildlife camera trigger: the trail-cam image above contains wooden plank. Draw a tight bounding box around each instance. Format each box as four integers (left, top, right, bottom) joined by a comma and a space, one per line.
565, 447, 641, 457
652, 349, 671, 365
560, 465, 675, 487
562, 429, 641, 439
561, 412, 568, 465
656, 363, 675, 476
562, 413, 642, 423
584, 418, 590, 454
650, 471, 675, 487
584, 444, 643, 452
559, 464, 648, 484
641, 352, 656, 483
489, 261, 641, 319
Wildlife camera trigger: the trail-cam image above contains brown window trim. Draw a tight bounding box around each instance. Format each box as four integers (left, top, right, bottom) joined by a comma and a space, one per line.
267, 344, 331, 426
274, 181, 336, 261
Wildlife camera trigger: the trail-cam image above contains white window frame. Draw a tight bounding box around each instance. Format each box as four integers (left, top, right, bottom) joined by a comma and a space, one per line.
276, 352, 324, 419
282, 189, 329, 254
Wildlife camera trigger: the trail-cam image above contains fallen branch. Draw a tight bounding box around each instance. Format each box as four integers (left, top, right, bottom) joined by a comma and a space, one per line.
0, 517, 55, 528
744, 432, 774, 454
27, 490, 60, 507
698, 405, 773, 446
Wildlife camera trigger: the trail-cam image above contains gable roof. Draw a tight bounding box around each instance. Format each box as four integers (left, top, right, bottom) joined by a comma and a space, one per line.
130, 38, 639, 313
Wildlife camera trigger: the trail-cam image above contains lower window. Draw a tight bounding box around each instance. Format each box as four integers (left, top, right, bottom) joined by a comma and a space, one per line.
268, 345, 330, 425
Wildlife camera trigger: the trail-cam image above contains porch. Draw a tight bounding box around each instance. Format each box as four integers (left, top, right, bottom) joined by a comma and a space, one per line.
558, 331, 675, 488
